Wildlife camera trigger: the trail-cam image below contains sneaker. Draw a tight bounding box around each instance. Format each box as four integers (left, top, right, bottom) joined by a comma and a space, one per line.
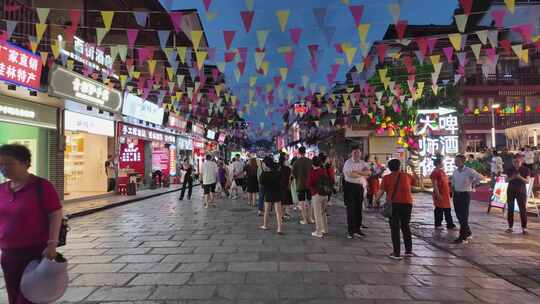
311, 231, 323, 238
299, 220, 308, 225
403, 252, 414, 257
522, 228, 529, 235
388, 253, 403, 260
354, 231, 365, 237
435, 226, 444, 230
447, 225, 457, 230
505, 228, 514, 234
347, 234, 354, 239
361, 225, 368, 229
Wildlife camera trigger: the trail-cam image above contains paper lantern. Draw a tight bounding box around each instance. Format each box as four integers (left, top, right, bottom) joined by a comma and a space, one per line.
474, 108, 480, 115
526, 105, 531, 112
483, 105, 489, 112
389, 129, 395, 136
397, 137, 404, 144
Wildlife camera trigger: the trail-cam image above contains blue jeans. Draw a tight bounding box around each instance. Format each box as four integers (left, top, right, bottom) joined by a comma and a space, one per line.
258, 185, 265, 211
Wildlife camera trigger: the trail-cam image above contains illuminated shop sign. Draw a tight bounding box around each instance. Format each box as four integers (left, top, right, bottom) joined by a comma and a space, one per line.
59, 36, 117, 78
123, 93, 164, 125
65, 110, 114, 137
0, 104, 35, 119
167, 112, 187, 131
0, 41, 42, 90
416, 107, 459, 175
119, 122, 175, 144
49, 66, 122, 113
0, 96, 56, 129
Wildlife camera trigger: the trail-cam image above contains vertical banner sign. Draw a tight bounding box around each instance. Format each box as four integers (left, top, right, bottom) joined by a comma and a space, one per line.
416, 108, 459, 176
0, 41, 42, 90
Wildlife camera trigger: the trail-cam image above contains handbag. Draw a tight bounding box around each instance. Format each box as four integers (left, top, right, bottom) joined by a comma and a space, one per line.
381, 172, 401, 218
36, 178, 69, 247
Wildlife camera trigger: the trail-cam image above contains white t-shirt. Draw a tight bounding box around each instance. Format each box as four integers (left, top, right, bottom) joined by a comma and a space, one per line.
524, 151, 535, 165
202, 160, 218, 185
232, 160, 245, 178
343, 158, 369, 186
491, 156, 503, 174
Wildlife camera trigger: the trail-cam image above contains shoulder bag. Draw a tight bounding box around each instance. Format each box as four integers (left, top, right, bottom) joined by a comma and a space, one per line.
380, 172, 401, 218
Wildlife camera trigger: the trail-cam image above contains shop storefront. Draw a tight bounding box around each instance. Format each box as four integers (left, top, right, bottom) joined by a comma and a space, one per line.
192, 122, 206, 173
0, 96, 57, 183
117, 122, 176, 187
48, 65, 123, 199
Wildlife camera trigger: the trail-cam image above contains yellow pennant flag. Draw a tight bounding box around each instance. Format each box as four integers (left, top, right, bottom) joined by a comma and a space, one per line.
430, 55, 440, 66
276, 10, 290, 32
454, 14, 468, 33
249, 76, 257, 87
433, 62, 443, 76
255, 51, 265, 69
448, 33, 462, 51
215, 84, 223, 96
191, 30, 204, 49
511, 44, 522, 58
101, 11, 114, 30
40, 52, 48, 66
166, 67, 175, 81
344, 47, 357, 65
176, 91, 184, 100
51, 39, 61, 59
415, 82, 425, 101
246, 0, 255, 10
378, 68, 387, 81
120, 75, 128, 90
261, 61, 269, 75
29, 37, 39, 53
147, 60, 157, 76
67, 59, 74, 71
279, 67, 288, 82
35, 23, 47, 43
355, 63, 364, 72
470, 44, 482, 62
206, 11, 217, 21
521, 49, 529, 64
432, 84, 439, 95
320, 86, 326, 96
335, 58, 345, 65
196, 50, 208, 70
257, 30, 269, 49
177, 47, 188, 63
357, 24, 370, 44
505, 0, 515, 14
95, 27, 109, 46
132, 71, 140, 80
341, 0, 350, 4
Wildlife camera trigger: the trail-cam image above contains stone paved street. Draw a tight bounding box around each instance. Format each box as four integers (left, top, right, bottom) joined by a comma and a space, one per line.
2, 190, 540, 304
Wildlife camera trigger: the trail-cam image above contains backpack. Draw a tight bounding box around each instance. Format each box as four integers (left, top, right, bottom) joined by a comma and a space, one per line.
316, 172, 333, 196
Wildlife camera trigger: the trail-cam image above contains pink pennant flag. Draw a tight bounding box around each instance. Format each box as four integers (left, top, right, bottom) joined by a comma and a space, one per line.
310, 58, 318, 72
460, 0, 473, 15
237, 61, 246, 75
285, 50, 295, 68
126, 29, 139, 49
334, 43, 344, 53
308, 44, 319, 59
415, 37, 428, 56
169, 12, 183, 33
499, 39, 512, 55
491, 9, 506, 28
237, 47, 248, 62
511, 24, 533, 43
69, 9, 81, 32
363, 55, 373, 71
376, 43, 388, 63
203, 0, 212, 11
443, 46, 454, 62
240, 11, 255, 33
224, 51, 235, 62
207, 47, 216, 61
289, 28, 302, 44
486, 48, 497, 62
223, 30, 236, 50
396, 20, 408, 40
273, 76, 282, 88
348, 5, 364, 26
427, 37, 438, 54
331, 63, 340, 75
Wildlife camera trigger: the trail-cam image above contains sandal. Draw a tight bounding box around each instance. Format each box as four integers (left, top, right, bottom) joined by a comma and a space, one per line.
259, 226, 268, 230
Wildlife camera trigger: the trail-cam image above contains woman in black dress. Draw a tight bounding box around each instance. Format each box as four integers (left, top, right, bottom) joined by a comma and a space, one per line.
259, 156, 283, 234
245, 158, 259, 207
279, 153, 293, 220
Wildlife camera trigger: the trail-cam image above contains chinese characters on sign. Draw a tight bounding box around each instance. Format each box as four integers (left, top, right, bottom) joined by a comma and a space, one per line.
416, 109, 459, 176
60, 36, 117, 78
121, 142, 142, 163
72, 77, 110, 106
0, 41, 42, 90
120, 123, 176, 144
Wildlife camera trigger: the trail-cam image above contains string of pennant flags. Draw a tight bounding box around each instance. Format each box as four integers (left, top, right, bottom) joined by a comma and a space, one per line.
0, 0, 528, 139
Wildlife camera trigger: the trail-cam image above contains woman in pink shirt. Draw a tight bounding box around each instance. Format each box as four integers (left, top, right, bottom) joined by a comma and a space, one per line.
0, 144, 63, 304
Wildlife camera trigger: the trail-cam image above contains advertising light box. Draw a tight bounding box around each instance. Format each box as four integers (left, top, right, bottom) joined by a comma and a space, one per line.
123, 93, 165, 125
0, 41, 42, 91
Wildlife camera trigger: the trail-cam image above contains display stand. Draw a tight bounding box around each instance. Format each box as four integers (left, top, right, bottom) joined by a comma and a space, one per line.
489, 176, 540, 217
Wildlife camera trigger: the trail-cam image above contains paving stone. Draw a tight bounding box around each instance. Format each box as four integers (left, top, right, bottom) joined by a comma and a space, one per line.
129, 273, 192, 285
150, 247, 195, 254
412, 275, 479, 288
343, 285, 410, 300
188, 272, 246, 284
175, 263, 229, 273
194, 246, 238, 254
70, 263, 126, 273
161, 254, 212, 263
279, 284, 345, 299
105, 248, 152, 255
380, 265, 434, 275
228, 262, 278, 272
468, 288, 540, 304
212, 253, 259, 262
217, 284, 279, 300
114, 255, 165, 263
71, 273, 136, 286
358, 273, 422, 286
95, 242, 142, 248
87, 286, 154, 301
279, 262, 330, 272
328, 262, 383, 273
404, 286, 477, 302
303, 272, 362, 285
181, 240, 223, 247
246, 272, 303, 284
470, 277, 525, 290
149, 286, 216, 300
69, 255, 119, 264
120, 263, 178, 273
60, 249, 109, 256
140, 241, 182, 248
56, 287, 96, 302
426, 266, 493, 277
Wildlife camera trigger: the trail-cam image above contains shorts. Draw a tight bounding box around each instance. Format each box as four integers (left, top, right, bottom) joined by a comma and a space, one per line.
203, 183, 216, 194
297, 189, 312, 202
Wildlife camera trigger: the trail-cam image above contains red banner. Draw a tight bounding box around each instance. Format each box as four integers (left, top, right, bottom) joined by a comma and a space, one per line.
119, 140, 145, 175
0, 41, 42, 91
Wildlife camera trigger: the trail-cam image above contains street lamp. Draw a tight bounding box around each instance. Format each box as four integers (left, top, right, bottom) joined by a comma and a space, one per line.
491, 103, 500, 149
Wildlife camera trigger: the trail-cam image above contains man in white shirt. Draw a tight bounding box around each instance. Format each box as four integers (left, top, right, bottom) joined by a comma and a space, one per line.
524, 146, 535, 172
451, 154, 483, 244
231, 154, 245, 199
342, 146, 371, 239
201, 154, 219, 208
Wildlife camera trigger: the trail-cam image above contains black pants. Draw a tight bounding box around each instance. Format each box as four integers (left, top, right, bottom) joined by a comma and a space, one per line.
434, 207, 455, 228
107, 178, 116, 192
453, 192, 471, 239
390, 203, 413, 257
344, 181, 364, 236
507, 188, 527, 228
180, 177, 193, 200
